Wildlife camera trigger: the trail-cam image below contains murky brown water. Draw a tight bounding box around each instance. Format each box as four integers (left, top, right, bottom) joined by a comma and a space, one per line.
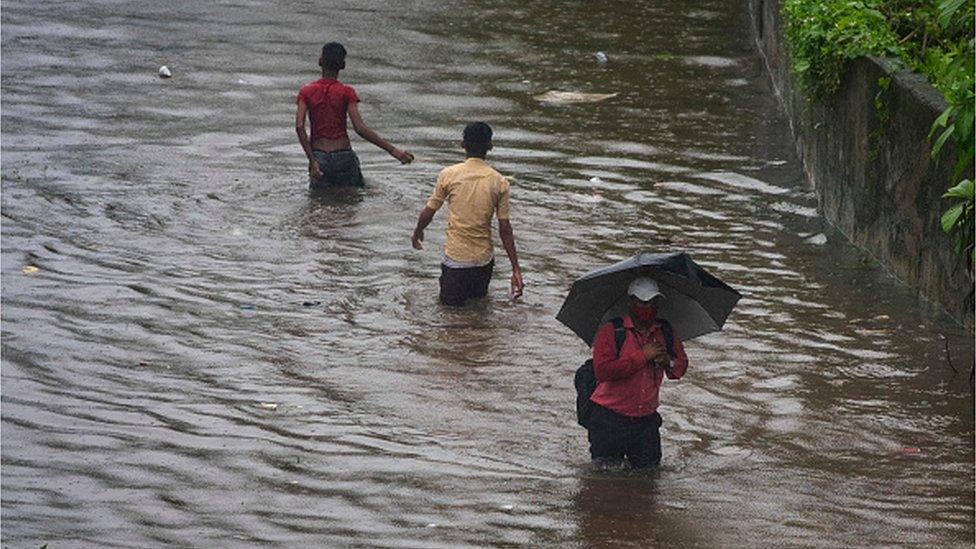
2, 0, 973, 546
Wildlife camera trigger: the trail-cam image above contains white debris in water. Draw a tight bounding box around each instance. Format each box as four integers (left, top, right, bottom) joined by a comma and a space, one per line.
500, 504, 515, 511
595, 51, 609, 64
425, 523, 438, 528
533, 90, 618, 104
258, 403, 278, 410
237, 78, 245, 84
570, 193, 604, 203
804, 233, 827, 245
158, 65, 172, 78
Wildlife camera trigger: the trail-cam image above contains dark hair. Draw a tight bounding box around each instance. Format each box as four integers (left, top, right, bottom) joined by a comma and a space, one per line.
320, 42, 347, 72
463, 122, 493, 155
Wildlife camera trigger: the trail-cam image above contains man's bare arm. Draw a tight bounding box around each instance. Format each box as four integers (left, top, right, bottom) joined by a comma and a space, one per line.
295, 101, 322, 179
498, 219, 524, 299
412, 207, 436, 250
348, 102, 413, 164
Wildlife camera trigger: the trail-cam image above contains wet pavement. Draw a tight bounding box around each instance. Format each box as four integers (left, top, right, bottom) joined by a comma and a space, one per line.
2, 0, 973, 546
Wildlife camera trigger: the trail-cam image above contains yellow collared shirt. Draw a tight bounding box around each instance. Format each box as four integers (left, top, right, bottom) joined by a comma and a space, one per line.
426, 157, 511, 264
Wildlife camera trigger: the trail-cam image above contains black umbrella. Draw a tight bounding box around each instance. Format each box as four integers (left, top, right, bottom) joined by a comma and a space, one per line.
556, 251, 741, 345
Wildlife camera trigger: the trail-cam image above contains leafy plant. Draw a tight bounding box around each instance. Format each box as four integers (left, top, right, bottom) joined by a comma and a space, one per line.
941, 179, 974, 269
783, 0, 975, 274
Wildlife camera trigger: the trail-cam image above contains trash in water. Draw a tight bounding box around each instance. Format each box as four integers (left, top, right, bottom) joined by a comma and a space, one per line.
425, 523, 438, 528
302, 301, 321, 307
803, 233, 827, 245
570, 193, 604, 204
240, 304, 256, 310
595, 51, 609, 64
897, 447, 921, 454
258, 403, 278, 410
158, 65, 172, 78
500, 504, 515, 511
21, 265, 39, 274
533, 90, 618, 104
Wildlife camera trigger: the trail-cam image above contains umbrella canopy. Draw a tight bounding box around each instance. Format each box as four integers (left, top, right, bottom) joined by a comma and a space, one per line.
556, 251, 742, 345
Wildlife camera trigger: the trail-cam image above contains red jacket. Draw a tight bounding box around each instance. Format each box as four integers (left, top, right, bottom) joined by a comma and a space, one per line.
590, 315, 688, 417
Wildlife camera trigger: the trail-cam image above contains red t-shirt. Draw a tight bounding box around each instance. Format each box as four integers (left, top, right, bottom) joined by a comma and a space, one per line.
296, 78, 360, 142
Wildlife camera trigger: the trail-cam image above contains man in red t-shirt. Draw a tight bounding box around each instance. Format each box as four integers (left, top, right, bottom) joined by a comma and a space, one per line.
295, 42, 413, 188
587, 277, 689, 469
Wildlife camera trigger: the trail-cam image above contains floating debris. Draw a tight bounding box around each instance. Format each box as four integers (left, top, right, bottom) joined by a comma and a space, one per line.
302, 301, 321, 307
258, 403, 278, 410
533, 90, 618, 104
897, 447, 921, 454
595, 51, 609, 64
570, 193, 604, 204
21, 265, 39, 274
500, 504, 515, 511
803, 233, 827, 245
158, 65, 172, 78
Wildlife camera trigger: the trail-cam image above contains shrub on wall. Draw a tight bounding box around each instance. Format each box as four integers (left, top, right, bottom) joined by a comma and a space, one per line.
783, 0, 974, 273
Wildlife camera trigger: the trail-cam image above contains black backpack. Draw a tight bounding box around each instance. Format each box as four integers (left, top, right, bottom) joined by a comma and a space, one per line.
574, 317, 676, 428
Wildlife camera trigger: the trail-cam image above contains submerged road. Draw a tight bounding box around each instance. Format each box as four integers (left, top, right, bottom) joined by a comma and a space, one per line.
2, 0, 973, 546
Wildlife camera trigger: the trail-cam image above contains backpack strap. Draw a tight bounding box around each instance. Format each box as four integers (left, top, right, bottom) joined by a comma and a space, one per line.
610, 317, 626, 359
658, 319, 676, 358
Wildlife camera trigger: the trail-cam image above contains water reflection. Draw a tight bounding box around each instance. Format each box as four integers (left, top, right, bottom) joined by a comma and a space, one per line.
574, 472, 708, 548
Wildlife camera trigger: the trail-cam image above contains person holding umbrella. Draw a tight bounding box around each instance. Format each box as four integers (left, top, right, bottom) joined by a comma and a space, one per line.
586, 277, 689, 469
558, 251, 740, 469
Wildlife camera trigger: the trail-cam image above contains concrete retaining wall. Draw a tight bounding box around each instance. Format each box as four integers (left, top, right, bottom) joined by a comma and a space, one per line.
749, 0, 974, 328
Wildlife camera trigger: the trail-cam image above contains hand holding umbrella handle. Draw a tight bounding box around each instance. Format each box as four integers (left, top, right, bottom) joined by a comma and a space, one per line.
642, 342, 669, 366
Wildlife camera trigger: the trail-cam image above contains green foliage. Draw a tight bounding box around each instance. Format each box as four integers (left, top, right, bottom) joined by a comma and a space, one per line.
928, 0, 975, 274
783, 0, 975, 274
783, 0, 905, 96
941, 179, 974, 267
874, 75, 892, 123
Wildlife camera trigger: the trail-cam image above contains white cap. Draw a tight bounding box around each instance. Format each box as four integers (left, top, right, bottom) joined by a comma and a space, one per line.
628, 277, 662, 301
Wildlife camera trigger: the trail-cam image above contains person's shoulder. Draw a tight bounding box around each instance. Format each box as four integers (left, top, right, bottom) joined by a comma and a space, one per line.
484, 163, 508, 183
336, 80, 359, 96
485, 164, 510, 192
439, 162, 466, 177
299, 79, 321, 91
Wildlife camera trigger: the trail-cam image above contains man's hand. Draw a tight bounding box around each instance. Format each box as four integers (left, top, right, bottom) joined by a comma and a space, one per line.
308, 159, 323, 180
411, 230, 424, 250
392, 149, 415, 164
642, 342, 668, 366
510, 268, 524, 300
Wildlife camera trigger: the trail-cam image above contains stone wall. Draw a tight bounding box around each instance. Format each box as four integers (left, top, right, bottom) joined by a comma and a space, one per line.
749, 0, 974, 328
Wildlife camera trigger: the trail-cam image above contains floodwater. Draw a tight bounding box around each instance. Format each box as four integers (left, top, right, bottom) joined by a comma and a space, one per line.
2, 0, 973, 546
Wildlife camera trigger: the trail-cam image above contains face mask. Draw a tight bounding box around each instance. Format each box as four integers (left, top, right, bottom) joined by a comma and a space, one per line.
630, 303, 657, 324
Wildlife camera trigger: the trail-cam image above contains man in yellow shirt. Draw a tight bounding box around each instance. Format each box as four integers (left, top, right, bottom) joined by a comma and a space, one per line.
411, 122, 524, 306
